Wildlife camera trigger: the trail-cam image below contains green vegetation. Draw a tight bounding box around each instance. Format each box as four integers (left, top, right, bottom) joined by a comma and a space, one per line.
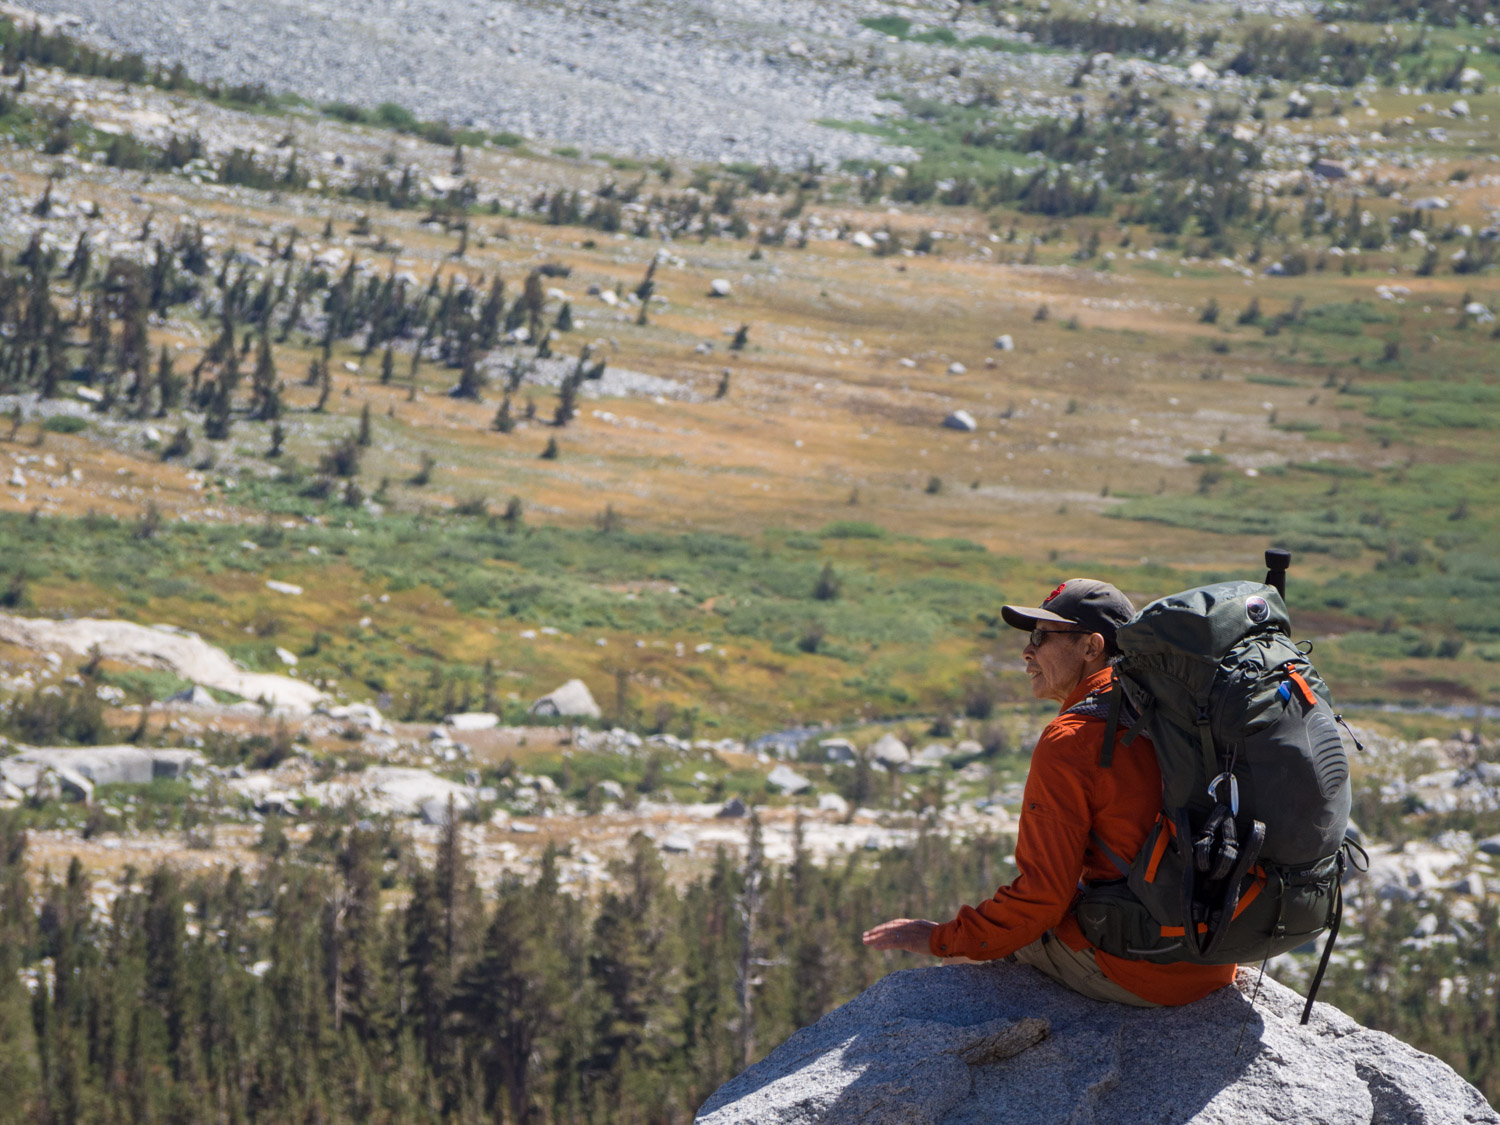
1114, 452, 1500, 684
0, 507, 1024, 730
831, 89, 1260, 238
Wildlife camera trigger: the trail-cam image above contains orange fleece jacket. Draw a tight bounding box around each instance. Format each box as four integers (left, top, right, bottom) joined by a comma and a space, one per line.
929, 666, 1235, 1006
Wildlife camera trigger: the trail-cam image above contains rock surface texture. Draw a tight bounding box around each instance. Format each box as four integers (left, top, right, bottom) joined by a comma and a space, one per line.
696, 962, 1498, 1125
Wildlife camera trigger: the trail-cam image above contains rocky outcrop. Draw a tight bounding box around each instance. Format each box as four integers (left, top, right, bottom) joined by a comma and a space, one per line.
696, 961, 1498, 1125
0, 613, 325, 713
1, 747, 203, 800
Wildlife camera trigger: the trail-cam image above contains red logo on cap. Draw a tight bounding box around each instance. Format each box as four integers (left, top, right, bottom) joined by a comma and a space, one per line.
1043, 583, 1067, 605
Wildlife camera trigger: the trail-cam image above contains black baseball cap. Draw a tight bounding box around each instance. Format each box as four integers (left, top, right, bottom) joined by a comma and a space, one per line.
1000, 579, 1136, 651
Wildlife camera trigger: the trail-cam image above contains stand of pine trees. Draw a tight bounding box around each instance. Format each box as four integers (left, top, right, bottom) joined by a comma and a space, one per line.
0, 811, 1013, 1124
0, 803, 1498, 1120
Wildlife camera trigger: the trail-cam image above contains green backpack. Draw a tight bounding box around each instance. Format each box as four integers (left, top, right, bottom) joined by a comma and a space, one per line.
1072, 552, 1359, 1023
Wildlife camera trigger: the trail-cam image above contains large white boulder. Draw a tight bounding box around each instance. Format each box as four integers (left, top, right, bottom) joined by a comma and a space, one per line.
307, 766, 472, 819
697, 963, 1498, 1124
446, 712, 501, 732
530, 679, 602, 719
942, 410, 977, 432
868, 733, 911, 767
1186, 60, 1216, 84
3, 746, 203, 787
767, 765, 810, 794
817, 792, 849, 816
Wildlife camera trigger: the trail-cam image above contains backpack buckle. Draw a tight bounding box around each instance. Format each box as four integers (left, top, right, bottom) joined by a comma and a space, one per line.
1207, 772, 1239, 817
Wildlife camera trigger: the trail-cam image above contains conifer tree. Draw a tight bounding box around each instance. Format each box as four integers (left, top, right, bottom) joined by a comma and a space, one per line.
154, 345, 183, 416
590, 833, 687, 1114
250, 330, 280, 420
492, 395, 515, 434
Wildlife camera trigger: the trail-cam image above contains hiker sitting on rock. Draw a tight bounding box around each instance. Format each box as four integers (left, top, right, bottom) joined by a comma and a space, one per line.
862, 579, 1236, 1007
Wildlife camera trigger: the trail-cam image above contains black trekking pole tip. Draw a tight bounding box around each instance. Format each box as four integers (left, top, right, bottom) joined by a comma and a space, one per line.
1265, 548, 1291, 571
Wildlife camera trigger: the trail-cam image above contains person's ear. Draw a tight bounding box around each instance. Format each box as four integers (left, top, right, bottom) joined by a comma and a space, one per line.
1084, 632, 1107, 663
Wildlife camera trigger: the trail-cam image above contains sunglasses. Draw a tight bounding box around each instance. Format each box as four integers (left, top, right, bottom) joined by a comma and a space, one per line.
1027, 628, 1091, 648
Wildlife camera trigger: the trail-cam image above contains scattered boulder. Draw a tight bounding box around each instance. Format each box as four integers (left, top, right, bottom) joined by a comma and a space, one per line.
767, 764, 811, 795
1311, 158, 1349, 180
851, 231, 877, 250
1186, 60, 1216, 84
819, 738, 858, 764
661, 833, 694, 854
696, 962, 1499, 1125
530, 679, 602, 719
1451, 872, 1487, 896
717, 796, 749, 818
868, 733, 910, 767
818, 792, 849, 816
166, 684, 218, 708
993, 334, 1014, 351
946, 362, 966, 376
319, 701, 391, 732
528, 774, 559, 796
942, 410, 977, 432
596, 779, 626, 801
916, 743, 952, 764
446, 712, 501, 732
1451, 98, 1471, 118
708, 278, 732, 297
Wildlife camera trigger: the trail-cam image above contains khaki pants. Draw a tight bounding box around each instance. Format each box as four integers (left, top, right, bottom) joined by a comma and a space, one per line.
1010, 932, 1161, 1009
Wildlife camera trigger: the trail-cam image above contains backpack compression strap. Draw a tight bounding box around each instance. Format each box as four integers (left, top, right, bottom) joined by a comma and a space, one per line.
1300, 875, 1343, 1026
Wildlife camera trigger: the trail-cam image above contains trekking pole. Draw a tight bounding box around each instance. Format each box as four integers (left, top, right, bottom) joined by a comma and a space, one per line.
1263, 549, 1290, 599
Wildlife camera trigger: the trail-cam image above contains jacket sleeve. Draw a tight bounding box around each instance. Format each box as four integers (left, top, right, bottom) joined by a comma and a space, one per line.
929, 722, 1094, 960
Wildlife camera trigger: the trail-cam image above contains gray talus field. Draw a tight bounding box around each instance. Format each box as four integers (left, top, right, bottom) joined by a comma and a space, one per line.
11, 0, 962, 163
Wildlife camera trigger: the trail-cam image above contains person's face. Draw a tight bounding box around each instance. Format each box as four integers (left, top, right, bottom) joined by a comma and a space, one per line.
1023, 625, 1092, 704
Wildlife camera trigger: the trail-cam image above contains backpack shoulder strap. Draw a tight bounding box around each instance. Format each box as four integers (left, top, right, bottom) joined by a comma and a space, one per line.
1062, 672, 1146, 769
1099, 675, 1123, 769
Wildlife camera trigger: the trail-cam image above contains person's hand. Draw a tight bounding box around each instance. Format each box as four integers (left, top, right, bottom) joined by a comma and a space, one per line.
862, 918, 939, 955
